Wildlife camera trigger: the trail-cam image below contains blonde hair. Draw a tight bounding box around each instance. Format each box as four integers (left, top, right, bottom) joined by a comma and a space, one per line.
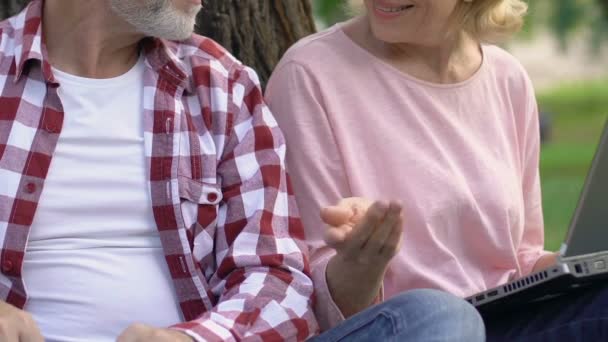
347, 0, 528, 44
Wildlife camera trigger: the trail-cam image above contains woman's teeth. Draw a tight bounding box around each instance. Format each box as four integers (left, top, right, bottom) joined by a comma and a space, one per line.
376, 4, 413, 13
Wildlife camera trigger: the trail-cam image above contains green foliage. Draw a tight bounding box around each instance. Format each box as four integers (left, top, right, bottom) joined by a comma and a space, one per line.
537, 79, 608, 251
518, 0, 538, 39
550, 0, 586, 50
600, 0, 608, 19
314, 0, 348, 27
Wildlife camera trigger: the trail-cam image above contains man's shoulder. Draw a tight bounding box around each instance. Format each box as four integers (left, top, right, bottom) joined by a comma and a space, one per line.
0, 13, 24, 57
165, 34, 243, 77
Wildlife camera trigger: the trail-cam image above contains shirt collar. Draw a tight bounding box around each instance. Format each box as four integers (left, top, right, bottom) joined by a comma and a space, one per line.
13, 0, 54, 84
140, 37, 190, 91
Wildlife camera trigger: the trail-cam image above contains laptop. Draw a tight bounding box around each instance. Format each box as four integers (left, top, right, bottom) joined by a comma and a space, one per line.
466, 120, 608, 315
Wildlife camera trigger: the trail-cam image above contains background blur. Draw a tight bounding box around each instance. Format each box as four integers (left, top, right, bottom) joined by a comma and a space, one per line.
313, 0, 608, 251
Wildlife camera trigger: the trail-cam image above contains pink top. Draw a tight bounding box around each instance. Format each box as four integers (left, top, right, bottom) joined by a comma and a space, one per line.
265, 24, 551, 331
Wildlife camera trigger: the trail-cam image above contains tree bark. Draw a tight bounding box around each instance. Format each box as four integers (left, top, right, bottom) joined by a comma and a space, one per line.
196, 0, 316, 86
0, 0, 27, 19
600, 0, 608, 22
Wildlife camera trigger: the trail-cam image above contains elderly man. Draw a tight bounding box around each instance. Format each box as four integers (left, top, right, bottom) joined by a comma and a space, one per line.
0, 0, 316, 341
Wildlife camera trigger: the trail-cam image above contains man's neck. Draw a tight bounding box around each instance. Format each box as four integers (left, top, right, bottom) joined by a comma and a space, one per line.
43, 0, 144, 79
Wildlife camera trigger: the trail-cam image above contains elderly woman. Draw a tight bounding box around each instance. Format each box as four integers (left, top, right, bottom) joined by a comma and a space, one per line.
266, 0, 608, 341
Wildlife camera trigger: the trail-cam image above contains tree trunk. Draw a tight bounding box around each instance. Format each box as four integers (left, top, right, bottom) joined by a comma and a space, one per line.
0, 0, 27, 18
196, 0, 316, 86
600, 0, 608, 22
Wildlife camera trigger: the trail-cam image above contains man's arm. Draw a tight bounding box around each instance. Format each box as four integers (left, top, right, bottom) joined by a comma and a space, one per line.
170, 64, 317, 341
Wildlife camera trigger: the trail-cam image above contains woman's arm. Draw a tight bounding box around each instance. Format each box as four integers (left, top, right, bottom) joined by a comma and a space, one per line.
265, 62, 398, 329
517, 71, 555, 276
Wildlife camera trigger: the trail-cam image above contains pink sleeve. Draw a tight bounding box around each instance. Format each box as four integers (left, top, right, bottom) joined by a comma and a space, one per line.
517, 74, 553, 276
265, 61, 350, 331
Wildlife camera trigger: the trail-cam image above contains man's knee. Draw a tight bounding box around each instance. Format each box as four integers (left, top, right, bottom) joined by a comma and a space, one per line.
381, 289, 485, 341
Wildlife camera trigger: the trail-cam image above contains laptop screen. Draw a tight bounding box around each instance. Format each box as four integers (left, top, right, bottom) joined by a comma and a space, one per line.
561, 120, 608, 257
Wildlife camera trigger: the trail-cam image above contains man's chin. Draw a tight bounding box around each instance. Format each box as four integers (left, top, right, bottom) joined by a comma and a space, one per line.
156, 30, 194, 41
186, 4, 203, 15
152, 16, 197, 41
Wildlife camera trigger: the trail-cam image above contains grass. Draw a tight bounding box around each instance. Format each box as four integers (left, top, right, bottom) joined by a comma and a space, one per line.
537, 79, 608, 251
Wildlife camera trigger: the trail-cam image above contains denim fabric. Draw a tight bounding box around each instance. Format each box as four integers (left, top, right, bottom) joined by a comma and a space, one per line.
485, 284, 608, 341
311, 289, 485, 342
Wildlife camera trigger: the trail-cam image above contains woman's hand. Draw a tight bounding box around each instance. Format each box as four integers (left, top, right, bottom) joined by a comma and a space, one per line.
321, 198, 404, 317
532, 252, 559, 273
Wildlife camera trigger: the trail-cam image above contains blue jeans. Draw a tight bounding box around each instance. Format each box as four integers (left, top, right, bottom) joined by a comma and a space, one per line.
485, 284, 608, 341
311, 289, 485, 342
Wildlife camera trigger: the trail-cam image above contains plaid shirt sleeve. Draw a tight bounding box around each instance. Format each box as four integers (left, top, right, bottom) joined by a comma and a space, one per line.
171, 63, 318, 341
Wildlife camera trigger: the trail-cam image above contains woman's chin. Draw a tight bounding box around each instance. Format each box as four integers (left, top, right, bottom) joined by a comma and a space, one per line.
369, 25, 410, 45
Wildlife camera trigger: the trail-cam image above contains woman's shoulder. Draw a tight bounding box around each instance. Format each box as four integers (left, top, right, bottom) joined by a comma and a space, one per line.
274, 24, 354, 74
483, 44, 534, 91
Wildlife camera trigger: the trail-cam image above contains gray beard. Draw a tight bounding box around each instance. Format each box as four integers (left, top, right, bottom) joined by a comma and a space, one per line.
110, 0, 201, 40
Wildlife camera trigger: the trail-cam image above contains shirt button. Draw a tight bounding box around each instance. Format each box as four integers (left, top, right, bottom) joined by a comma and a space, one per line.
165, 117, 173, 134
2, 260, 13, 273
44, 124, 59, 134
25, 183, 36, 194
207, 192, 218, 202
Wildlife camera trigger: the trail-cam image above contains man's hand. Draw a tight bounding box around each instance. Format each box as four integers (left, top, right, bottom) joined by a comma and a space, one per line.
321, 198, 404, 317
0, 301, 43, 342
117, 324, 193, 342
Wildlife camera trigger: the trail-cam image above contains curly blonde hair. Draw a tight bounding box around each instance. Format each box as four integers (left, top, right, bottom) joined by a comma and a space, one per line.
348, 0, 528, 43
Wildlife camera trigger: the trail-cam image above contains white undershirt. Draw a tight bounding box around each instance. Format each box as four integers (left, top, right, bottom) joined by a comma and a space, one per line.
22, 57, 183, 342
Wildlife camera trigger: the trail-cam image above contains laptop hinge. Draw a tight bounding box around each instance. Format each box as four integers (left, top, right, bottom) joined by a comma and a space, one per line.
559, 250, 608, 263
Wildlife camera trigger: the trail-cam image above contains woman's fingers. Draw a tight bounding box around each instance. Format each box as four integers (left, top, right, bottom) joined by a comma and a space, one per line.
324, 224, 353, 247
322, 199, 403, 262
380, 208, 404, 258
321, 206, 354, 227
337, 197, 373, 223
341, 201, 389, 257
362, 201, 403, 255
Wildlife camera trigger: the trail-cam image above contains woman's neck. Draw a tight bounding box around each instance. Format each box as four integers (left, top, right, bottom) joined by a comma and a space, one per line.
343, 16, 483, 85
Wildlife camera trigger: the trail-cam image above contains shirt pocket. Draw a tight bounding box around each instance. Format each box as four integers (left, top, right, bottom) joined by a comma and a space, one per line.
178, 175, 222, 275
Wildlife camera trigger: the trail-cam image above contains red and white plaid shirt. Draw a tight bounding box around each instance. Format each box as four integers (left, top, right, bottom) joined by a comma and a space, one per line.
0, 1, 317, 340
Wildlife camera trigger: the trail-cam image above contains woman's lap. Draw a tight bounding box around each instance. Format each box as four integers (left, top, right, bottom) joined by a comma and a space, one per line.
485, 284, 608, 341
311, 289, 484, 342
309, 283, 608, 341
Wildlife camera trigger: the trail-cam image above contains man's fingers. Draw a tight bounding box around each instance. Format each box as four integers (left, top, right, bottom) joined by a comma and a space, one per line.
0, 324, 18, 342
321, 206, 353, 227
25, 314, 44, 342
342, 201, 388, 255
1, 310, 43, 342
21, 329, 44, 342
363, 201, 403, 254
117, 323, 148, 342
116, 332, 130, 342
